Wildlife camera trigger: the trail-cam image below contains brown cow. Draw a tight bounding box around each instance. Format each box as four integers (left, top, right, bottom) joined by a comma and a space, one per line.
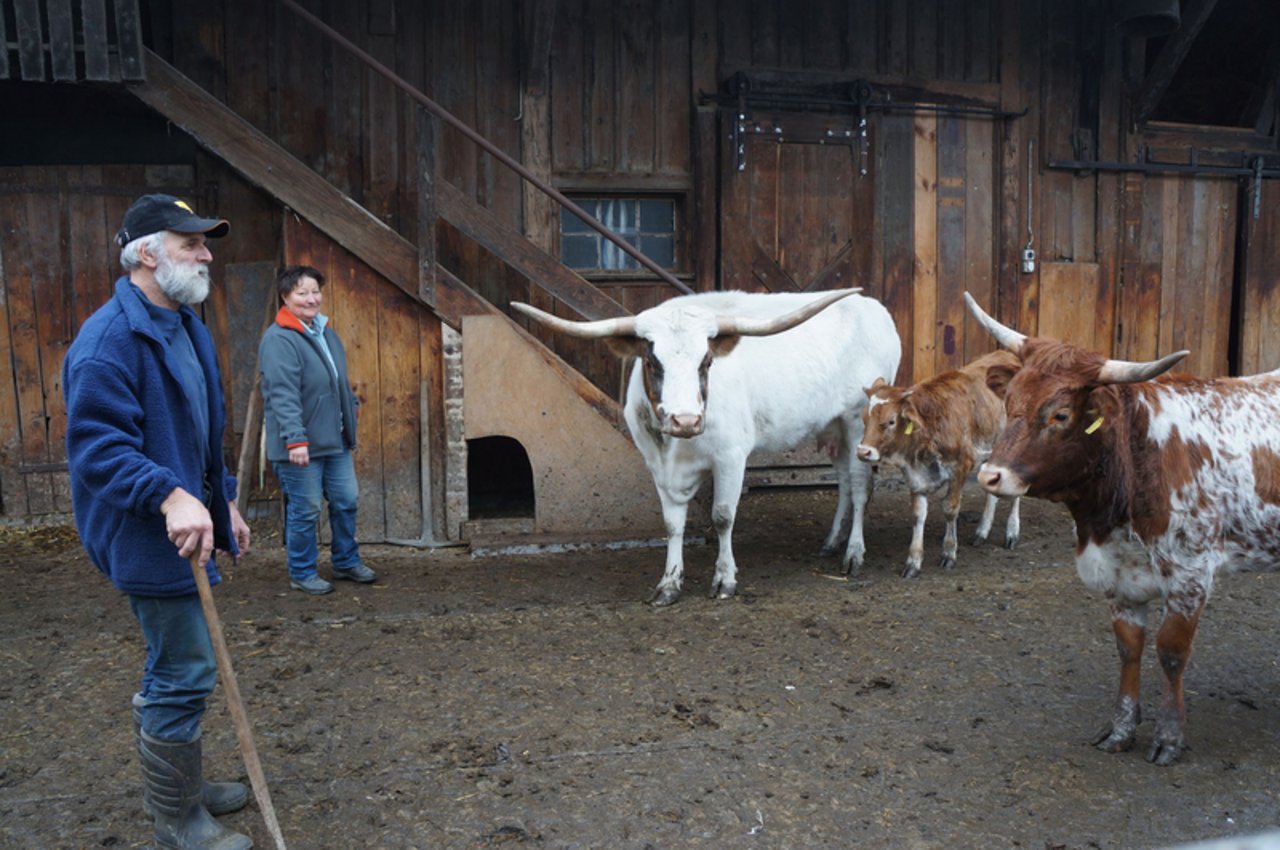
855, 350, 1023, 578
965, 291, 1280, 765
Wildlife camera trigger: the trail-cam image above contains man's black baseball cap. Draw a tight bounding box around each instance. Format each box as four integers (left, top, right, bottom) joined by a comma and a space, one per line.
115, 194, 230, 248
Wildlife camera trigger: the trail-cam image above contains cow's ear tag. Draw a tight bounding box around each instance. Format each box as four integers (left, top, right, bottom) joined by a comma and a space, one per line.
903, 421, 914, 435
1085, 416, 1104, 435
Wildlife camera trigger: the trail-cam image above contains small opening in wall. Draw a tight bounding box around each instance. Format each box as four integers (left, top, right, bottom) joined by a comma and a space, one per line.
467, 436, 535, 520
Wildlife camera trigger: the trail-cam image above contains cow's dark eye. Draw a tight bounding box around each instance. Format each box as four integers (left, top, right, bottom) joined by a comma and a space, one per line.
1052, 410, 1069, 424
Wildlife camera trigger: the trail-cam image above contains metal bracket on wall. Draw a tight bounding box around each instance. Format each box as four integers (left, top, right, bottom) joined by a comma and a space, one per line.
1047, 149, 1276, 219
705, 72, 1025, 175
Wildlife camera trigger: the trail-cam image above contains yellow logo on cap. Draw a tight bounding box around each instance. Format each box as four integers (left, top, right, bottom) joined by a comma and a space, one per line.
175, 200, 194, 213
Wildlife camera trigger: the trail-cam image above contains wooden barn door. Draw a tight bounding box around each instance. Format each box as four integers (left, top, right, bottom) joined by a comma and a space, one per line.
720, 112, 877, 299
718, 108, 999, 486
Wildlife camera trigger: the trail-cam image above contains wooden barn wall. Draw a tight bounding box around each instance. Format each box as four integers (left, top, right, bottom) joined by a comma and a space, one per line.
0, 163, 273, 521
2, 0, 1277, 523
283, 216, 429, 543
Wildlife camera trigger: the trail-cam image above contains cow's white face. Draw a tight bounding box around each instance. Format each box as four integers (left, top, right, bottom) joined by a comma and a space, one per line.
633, 306, 729, 438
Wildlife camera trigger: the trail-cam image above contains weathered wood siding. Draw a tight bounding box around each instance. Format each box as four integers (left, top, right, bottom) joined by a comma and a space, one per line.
1, 0, 1277, 524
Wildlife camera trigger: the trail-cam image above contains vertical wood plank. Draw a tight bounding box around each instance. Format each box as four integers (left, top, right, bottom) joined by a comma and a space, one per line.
0, 0, 9, 79
46, 0, 76, 80
656, 0, 692, 176
0, 168, 29, 515
586, 0, 615, 171
963, 117, 994, 363
935, 114, 966, 371
377, 275, 424, 540
1240, 181, 1280, 375
10, 169, 55, 513
80, 0, 110, 80
551, 0, 588, 174
14, 0, 46, 81
847, 0, 878, 74
618, 0, 657, 174
911, 114, 938, 384
878, 114, 915, 385
114, 0, 145, 80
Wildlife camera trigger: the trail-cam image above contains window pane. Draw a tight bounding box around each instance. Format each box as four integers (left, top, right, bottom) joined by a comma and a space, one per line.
561, 208, 594, 234
639, 199, 674, 232
638, 234, 675, 268
561, 234, 599, 269
560, 195, 679, 272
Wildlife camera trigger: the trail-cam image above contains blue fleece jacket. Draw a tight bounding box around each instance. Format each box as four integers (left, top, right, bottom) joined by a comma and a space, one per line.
63, 277, 239, 596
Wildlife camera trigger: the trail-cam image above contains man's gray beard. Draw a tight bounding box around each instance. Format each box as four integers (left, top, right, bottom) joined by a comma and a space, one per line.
155, 250, 211, 305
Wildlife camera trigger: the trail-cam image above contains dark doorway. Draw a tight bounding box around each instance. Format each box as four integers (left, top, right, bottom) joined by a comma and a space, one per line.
467, 436, 535, 519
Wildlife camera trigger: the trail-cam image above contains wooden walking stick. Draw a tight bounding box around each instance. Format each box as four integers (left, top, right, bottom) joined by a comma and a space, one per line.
190, 555, 289, 850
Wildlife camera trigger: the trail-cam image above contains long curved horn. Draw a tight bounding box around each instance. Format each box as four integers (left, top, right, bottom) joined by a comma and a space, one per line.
510, 302, 637, 339
715, 288, 861, 337
1096, 350, 1189, 384
964, 291, 1026, 354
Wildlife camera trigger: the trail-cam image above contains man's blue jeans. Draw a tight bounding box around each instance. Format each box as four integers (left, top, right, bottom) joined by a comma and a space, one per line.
129, 593, 217, 743
273, 451, 362, 580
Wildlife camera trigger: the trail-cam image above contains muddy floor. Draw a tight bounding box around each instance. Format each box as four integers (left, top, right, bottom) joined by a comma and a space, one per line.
3, 481, 1280, 850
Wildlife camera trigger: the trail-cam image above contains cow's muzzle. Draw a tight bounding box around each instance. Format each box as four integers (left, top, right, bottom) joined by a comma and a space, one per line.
665, 414, 704, 438
855, 445, 879, 463
977, 463, 1028, 497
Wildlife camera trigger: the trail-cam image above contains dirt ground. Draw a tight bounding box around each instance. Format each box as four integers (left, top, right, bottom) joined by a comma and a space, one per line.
2, 480, 1280, 850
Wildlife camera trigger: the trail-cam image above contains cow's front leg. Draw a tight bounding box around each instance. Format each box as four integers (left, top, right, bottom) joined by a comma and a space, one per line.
1148, 597, 1204, 765
903, 492, 928, 578
649, 489, 693, 607
937, 473, 966, 571
842, 451, 873, 575
973, 492, 999, 546
1003, 496, 1021, 549
1091, 606, 1146, 753
708, 463, 746, 600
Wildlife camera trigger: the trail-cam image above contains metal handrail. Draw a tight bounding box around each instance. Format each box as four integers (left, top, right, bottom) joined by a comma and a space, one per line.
279, 0, 693, 297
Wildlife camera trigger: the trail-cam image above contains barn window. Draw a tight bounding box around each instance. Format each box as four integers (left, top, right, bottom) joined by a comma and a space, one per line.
560, 197, 678, 273
467, 436, 535, 520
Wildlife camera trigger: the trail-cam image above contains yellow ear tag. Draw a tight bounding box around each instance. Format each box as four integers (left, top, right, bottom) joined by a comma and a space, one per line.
903, 421, 914, 435
1085, 416, 1104, 435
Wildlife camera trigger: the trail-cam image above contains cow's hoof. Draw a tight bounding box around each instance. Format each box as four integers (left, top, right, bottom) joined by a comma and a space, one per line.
819, 542, 839, 558
842, 556, 864, 577
649, 586, 681, 607
972, 533, 989, 547
1090, 724, 1136, 753
1004, 533, 1019, 550
1146, 737, 1184, 766
709, 581, 737, 600
938, 555, 956, 571
901, 562, 922, 579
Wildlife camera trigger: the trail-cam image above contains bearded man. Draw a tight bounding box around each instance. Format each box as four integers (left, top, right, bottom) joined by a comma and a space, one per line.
63, 194, 254, 850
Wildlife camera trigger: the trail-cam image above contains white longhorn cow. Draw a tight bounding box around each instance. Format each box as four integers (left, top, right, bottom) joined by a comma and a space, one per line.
512, 288, 902, 606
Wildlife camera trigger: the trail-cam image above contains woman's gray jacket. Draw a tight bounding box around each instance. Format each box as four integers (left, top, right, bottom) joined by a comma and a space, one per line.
259, 307, 359, 462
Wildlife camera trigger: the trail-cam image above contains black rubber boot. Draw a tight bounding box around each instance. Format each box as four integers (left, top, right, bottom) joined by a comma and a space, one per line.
138, 731, 254, 850
133, 697, 248, 816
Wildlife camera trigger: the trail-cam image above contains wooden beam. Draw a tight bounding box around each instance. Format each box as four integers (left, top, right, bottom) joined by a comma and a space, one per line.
130, 48, 422, 305
113, 0, 145, 80
436, 180, 629, 321
0, 1, 7, 79
13, 0, 45, 81
46, 0, 75, 80
80, 0, 111, 81
1131, 0, 1220, 124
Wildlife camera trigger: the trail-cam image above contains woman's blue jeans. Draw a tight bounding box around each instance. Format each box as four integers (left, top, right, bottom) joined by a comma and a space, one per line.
129, 593, 217, 743
273, 451, 362, 580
